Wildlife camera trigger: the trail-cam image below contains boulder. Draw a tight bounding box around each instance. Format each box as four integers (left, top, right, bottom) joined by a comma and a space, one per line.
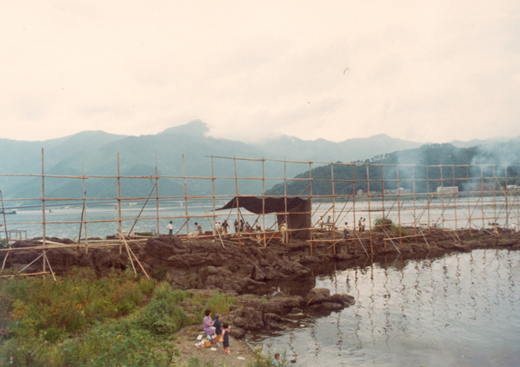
304, 288, 331, 305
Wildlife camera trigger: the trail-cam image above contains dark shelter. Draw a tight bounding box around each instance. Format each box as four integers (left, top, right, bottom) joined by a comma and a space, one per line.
218, 196, 312, 240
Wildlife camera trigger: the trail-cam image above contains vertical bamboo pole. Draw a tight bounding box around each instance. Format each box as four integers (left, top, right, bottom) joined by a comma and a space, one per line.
330, 162, 336, 254
117, 153, 122, 254
505, 163, 509, 228
381, 160, 385, 219
83, 165, 88, 252
427, 166, 431, 233
284, 159, 288, 243
262, 158, 267, 247
493, 165, 497, 223
41, 148, 47, 272
182, 155, 189, 235
366, 164, 373, 254
480, 165, 484, 228
155, 153, 160, 236
397, 165, 402, 243
351, 166, 358, 234
234, 157, 241, 247
467, 166, 472, 234
412, 166, 417, 242
452, 165, 457, 229
440, 165, 445, 229
352, 165, 357, 254
308, 161, 313, 254
211, 157, 216, 235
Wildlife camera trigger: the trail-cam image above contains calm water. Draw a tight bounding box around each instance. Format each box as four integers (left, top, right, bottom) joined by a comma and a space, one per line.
250, 249, 520, 366
1, 196, 516, 240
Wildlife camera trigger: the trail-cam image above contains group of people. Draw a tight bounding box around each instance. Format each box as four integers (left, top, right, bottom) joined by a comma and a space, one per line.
202, 309, 282, 364
202, 309, 231, 354
318, 216, 367, 238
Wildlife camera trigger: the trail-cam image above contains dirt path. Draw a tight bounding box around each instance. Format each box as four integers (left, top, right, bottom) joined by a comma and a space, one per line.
172, 325, 255, 367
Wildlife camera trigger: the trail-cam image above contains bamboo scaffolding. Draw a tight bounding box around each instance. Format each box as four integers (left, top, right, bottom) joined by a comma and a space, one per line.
0, 151, 519, 279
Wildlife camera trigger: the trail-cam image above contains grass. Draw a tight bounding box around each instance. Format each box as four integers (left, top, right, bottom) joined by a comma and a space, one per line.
0, 267, 240, 367
373, 217, 408, 237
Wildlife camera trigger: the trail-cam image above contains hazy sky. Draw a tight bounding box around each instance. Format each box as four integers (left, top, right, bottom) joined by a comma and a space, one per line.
1, 1, 519, 144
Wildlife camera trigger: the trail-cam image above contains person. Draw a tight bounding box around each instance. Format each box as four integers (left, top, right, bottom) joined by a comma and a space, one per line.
203, 309, 215, 337
361, 218, 366, 232
358, 217, 362, 232
213, 314, 223, 345
214, 221, 221, 235
222, 323, 231, 355
280, 223, 287, 244
167, 221, 173, 236
234, 219, 239, 233
222, 220, 229, 234
239, 219, 244, 232
326, 215, 333, 231
244, 222, 251, 232
511, 221, 517, 234
343, 222, 350, 238
272, 353, 281, 366
195, 222, 203, 236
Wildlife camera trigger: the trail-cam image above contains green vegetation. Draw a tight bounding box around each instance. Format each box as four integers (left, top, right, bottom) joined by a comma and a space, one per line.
0, 268, 238, 366
266, 143, 520, 196
373, 217, 408, 237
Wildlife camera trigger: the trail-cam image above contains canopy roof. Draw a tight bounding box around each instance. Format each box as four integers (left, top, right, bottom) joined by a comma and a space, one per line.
218, 196, 308, 214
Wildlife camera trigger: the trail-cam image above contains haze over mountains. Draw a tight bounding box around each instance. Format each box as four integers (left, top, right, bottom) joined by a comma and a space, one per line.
0, 120, 517, 201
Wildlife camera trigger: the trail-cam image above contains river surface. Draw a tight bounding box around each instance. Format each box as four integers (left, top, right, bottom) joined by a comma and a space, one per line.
249, 249, 520, 367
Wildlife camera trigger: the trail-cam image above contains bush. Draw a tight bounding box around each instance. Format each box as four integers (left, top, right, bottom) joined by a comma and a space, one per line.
373, 217, 408, 237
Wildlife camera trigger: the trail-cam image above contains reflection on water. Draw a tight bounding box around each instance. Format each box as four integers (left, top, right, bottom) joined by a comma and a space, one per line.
250, 250, 520, 367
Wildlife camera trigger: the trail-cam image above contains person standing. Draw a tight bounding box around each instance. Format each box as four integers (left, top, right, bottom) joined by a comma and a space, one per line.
358, 217, 363, 232
222, 220, 229, 234
361, 218, 366, 232
343, 222, 350, 239
280, 223, 287, 244
167, 221, 173, 236
222, 323, 231, 355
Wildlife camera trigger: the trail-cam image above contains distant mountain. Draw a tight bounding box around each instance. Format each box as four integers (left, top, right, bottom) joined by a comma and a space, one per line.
1, 120, 517, 202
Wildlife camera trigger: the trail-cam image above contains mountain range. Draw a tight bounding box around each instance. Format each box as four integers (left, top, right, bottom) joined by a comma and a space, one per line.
0, 120, 516, 201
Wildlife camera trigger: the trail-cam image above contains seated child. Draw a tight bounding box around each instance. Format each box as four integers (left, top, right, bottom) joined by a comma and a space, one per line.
272, 353, 281, 366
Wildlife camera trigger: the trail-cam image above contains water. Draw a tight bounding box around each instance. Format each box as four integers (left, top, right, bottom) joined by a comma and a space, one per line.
1, 196, 517, 240
250, 249, 520, 366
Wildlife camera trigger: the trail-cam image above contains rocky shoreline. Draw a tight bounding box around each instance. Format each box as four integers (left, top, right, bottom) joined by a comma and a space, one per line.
3, 226, 519, 339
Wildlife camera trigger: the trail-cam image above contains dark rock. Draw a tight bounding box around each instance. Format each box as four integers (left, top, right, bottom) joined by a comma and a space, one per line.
229, 326, 246, 339
304, 288, 331, 305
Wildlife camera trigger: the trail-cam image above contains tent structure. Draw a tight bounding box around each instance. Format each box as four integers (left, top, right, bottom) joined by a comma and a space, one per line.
218, 196, 312, 240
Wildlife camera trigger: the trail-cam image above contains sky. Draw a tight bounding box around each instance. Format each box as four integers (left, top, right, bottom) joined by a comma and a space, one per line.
1, 1, 520, 144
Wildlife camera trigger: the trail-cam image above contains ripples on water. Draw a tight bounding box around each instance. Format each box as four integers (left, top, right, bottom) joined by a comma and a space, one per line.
251, 250, 520, 367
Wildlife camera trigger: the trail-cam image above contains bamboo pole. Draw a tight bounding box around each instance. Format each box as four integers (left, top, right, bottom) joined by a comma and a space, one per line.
182, 155, 189, 235
42, 148, 47, 273
155, 153, 160, 236
117, 153, 122, 254
366, 164, 373, 254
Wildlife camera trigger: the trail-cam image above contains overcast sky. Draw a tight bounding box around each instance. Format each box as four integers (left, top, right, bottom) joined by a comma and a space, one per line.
1, 1, 519, 144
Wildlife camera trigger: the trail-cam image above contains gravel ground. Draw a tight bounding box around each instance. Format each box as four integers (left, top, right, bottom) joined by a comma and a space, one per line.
172, 325, 255, 367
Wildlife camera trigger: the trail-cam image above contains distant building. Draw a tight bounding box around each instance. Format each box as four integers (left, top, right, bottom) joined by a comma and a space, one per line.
356, 189, 363, 196
506, 185, 519, 191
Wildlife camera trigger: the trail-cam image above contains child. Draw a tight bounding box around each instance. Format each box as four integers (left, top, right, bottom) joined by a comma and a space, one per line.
203, 309, 215, 337
222, 323, 231, 355
213, 314, 223, 345
272, 353, 281, 366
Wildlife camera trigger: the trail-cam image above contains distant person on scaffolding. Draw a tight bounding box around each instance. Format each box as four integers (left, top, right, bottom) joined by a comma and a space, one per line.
222, 220, 229, 234
195, 222, 203, 237
167, 221, 173, 236
280, 223, 287, 244
343, 222, 350, 239
362, 218, 366, 232
358, 217, 362, 232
